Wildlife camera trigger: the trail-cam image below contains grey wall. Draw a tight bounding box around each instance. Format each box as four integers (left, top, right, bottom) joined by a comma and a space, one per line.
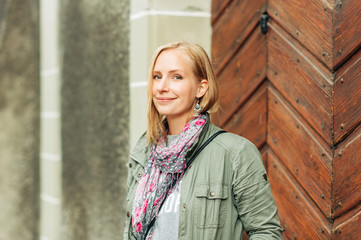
0, 0, 40, 239
60, 0, 130, 239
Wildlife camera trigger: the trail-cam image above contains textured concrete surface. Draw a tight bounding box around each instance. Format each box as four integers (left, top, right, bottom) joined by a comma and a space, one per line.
60, 0, 129, 239
0, 0, 40, 239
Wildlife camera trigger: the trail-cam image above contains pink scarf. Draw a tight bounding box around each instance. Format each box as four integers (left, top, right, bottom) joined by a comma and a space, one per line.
131, 114, 207, 239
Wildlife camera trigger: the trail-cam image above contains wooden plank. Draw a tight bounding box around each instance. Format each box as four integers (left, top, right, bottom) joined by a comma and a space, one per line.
211, 0, 233, 24
268, 86, 332, 216
212, 0, 266, 72
268, 0, 333, 69
213, 29, 266, 126
333, 204, 361, 240
268, 150, 331, 240
334, 48, 361, 143
333, 0, 361, 69
222, 83, 267, 149
260, 145, 268, 170
333, 125, 361, 218
268, 21, 334, 145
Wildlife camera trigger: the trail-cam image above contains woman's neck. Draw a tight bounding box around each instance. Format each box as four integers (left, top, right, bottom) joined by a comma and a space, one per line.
167, 114, 193, 135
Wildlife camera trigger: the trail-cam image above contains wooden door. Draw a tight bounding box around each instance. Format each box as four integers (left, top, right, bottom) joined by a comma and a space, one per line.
211, 0, 361, 239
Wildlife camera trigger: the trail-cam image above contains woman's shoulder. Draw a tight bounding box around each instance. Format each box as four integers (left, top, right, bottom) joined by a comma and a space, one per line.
129, 132, 149, 163
207, 124, 262, 163
218, 132, 259, 154
210, 131, 265, 179
209, 124, 259, 154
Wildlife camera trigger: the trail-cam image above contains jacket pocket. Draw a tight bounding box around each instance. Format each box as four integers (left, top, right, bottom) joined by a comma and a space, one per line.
194, 183, 228, 229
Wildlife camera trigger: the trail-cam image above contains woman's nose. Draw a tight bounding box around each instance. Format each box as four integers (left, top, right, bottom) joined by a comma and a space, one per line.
156, 77, 169, 92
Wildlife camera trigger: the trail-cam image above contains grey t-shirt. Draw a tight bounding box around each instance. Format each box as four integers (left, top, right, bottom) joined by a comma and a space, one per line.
151, 181, 181, 240
152, 134, 181, 240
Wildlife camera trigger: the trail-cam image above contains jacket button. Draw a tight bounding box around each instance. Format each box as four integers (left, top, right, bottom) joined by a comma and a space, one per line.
137, 173, 141, 178
127, 211, 130, 217
129, 163, 133, 168
183, 203, 187, 209
210, 191, 215, 197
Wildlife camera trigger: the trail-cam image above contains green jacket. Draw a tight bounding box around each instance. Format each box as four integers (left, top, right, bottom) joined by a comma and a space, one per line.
124, 121, 283, 240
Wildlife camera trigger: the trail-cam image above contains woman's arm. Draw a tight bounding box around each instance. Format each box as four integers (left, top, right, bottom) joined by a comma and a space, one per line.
232, 140, 283, 239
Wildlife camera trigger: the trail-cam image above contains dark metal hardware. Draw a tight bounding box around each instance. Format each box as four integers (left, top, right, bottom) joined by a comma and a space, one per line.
260, 13, 269, 34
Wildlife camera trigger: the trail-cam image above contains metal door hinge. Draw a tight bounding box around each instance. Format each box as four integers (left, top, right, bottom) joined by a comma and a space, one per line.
260, 14, 269, 34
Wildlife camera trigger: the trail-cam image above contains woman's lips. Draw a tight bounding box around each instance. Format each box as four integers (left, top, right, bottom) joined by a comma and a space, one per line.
156, 97, 176, 102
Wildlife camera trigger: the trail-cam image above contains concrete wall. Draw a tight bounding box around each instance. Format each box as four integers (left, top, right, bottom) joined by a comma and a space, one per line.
129, 0, 212, 148
60, 1, 130, 239
0, 0, 40, 239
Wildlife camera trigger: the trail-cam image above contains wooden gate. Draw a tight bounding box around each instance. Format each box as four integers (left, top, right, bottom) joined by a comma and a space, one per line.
211, 0, 361, 239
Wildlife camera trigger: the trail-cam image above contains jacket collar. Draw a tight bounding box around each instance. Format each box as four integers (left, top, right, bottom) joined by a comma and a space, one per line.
129, 132, 149, 167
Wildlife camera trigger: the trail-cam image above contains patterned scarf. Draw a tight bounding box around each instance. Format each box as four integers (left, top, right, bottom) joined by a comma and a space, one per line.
131, 114, 207, 240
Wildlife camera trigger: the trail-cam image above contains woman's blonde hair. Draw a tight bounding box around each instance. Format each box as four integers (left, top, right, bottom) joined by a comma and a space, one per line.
147, 42, 219, 144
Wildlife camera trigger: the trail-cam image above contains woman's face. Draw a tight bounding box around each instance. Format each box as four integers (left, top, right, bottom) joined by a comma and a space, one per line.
152, 49, 207, 123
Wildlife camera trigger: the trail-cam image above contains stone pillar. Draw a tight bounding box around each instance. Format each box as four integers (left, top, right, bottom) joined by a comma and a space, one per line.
60, 1, 130, 239
0, 0, 40, 239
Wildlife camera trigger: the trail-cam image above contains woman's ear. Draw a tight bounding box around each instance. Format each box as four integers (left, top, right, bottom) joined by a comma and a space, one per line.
197, 79, 209, 98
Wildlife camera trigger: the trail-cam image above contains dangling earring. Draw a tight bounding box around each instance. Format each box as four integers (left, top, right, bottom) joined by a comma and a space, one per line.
194, 99, 202, 116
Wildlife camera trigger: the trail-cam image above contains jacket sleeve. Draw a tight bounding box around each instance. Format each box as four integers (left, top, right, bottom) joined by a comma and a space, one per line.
232, 139, 283, 239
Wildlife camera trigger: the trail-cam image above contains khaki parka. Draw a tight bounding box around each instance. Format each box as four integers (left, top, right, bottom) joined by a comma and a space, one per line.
124, 119, 283, 240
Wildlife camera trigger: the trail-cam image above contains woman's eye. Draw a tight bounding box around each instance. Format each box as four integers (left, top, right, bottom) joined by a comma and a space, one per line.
153, 75, 162, 80
174, 75, 182, 80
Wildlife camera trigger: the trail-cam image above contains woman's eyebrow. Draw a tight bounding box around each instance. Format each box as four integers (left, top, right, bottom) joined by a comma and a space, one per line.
153, 69, 184, 74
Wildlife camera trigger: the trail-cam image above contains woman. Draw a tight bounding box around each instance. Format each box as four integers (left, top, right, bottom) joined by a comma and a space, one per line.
125, 42, 282, 240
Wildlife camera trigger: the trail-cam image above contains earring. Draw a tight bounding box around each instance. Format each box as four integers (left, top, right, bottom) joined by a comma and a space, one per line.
194, 99, 202, 116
